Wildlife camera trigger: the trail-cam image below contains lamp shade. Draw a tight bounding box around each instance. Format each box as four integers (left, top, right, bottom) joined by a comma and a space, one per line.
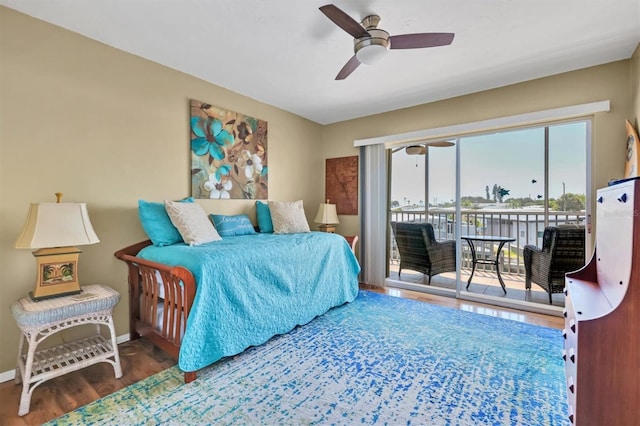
314, 202, 339, 225
15, 203, 100, 249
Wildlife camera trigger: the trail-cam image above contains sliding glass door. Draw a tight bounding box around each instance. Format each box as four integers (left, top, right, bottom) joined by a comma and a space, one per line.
458, 127, 546, 300
389, 142, 457, 294
388, 120, 588, 310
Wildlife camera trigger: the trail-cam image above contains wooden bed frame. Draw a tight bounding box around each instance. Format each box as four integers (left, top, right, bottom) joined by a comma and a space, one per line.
114, 240, 198, 383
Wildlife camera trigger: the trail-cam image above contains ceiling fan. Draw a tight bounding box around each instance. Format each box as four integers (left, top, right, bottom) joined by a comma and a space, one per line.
319, 4, 455, 80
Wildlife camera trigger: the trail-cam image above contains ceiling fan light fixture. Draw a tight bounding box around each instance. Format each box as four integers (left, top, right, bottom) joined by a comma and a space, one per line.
354, 28, 389, 65
355, 44, 387, 65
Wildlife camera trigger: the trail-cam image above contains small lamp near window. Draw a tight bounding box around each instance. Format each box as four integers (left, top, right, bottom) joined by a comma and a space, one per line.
314, 200, 339, 233
14, 193, 100, 301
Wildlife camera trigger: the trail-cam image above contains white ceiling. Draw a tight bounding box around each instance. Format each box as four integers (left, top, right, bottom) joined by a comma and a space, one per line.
2, 0, 639, 124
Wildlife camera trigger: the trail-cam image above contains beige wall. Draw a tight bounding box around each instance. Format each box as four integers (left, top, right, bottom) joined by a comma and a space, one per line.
0, 7, 323, 373
0, 5, 637, 374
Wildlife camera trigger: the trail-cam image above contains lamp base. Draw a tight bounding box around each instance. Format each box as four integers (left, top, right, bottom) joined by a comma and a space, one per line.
31, 247, 83, 301
318, 224, 336, 233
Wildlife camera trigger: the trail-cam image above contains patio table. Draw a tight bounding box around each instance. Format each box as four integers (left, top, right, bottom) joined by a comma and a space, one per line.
461, 235, 516, 293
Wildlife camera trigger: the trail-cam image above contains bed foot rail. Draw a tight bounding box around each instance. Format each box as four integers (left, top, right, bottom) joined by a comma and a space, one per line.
185, 371, 196, 383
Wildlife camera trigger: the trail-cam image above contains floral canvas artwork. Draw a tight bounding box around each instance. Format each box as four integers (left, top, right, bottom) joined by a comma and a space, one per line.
190, 100, 268, 199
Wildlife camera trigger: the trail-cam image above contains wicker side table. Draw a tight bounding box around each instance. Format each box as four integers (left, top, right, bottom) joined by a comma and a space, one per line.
11, 284, 123, 416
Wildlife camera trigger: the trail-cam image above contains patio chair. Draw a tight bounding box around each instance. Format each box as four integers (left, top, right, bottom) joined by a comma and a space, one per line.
523, 225, 586, 304
391, 222, 456, 283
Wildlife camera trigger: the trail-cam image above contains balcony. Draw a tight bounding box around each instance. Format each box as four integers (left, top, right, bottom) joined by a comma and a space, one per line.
389, 207, 586, 307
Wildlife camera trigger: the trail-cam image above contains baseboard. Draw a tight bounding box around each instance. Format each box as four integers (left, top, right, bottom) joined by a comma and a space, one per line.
0, 369, 15, 384
116, 333, 131, 345
0, 333, 131, 384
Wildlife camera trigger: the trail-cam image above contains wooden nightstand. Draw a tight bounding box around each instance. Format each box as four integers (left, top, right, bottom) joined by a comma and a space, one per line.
11, 284, 123, 416
343, 235, 358, 253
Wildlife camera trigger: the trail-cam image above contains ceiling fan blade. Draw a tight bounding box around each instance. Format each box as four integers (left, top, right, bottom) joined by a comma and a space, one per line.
389, 33, 455, 49
335, 55, 361, 80
319, 4, 370, 39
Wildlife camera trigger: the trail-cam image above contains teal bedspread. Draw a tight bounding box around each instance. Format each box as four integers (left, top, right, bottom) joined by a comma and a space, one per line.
138, 232, 360, 372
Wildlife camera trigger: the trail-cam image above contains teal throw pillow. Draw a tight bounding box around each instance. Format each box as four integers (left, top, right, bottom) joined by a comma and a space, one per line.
210, 214, 256, 237
138, 197, 194, 246
255, 201, 273, 233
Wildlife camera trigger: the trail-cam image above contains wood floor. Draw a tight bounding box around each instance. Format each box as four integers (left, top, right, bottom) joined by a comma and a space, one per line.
363, 285, 564, 329
0, 286, 563, 425
0, 339, 175, 426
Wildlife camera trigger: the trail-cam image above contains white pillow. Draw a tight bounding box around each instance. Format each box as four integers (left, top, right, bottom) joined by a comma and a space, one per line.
269, 200, 311, 234
164, 200, 222, 245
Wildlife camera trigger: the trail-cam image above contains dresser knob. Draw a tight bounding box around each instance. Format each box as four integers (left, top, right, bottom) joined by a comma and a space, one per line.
618, 193, 628, 203
597, 196, 603, 203
563, 308, 568, 318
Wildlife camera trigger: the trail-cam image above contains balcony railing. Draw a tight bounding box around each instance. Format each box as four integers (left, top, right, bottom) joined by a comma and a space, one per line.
390, 207, 585, 276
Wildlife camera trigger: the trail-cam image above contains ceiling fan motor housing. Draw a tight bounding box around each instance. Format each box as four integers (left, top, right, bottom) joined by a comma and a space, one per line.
405, 145, 427, 155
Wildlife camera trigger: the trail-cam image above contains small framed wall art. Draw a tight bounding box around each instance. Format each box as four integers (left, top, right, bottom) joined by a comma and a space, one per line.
325, 156, 358, 215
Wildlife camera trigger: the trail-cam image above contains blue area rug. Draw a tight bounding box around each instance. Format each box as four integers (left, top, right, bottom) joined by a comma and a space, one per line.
48, 291, 568, 425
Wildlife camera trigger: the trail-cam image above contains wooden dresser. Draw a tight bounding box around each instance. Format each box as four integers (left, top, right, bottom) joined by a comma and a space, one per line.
563, 178, 640, 425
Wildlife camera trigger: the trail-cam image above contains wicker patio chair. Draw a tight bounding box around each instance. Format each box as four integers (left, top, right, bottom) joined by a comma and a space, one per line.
523, 225, 586, 304
391, 222, 456, 283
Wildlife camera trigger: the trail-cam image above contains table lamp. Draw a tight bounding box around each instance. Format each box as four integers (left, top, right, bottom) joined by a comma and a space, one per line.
15, 193, 100, 301
314, 199, 339, 233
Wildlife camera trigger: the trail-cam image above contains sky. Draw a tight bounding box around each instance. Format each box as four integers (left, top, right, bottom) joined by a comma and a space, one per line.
391, 121, 592, 206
